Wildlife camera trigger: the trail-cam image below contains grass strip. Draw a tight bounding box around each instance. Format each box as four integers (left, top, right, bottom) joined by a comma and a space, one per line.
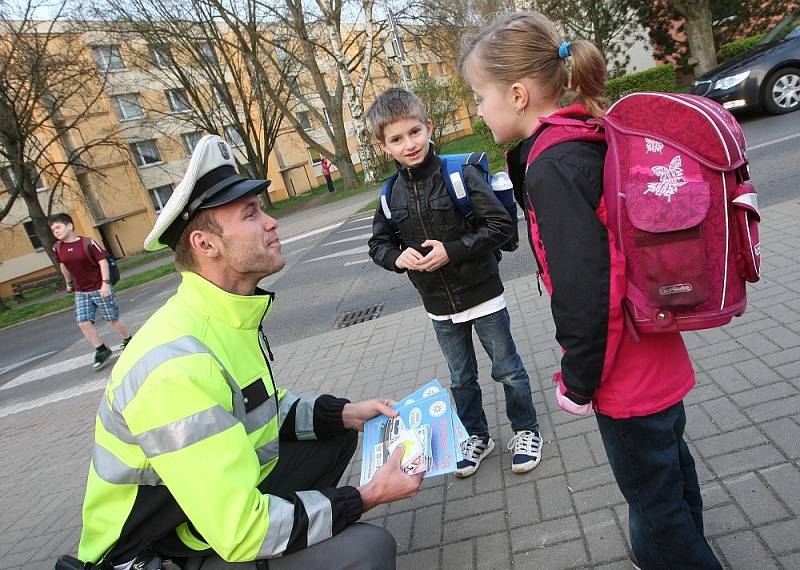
0, 263, 177, 329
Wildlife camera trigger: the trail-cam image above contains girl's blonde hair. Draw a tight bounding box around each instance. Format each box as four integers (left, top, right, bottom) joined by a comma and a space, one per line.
459, 11, 607, 117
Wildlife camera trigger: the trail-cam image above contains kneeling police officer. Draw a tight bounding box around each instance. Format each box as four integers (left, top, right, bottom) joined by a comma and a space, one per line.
66, 135, 421, 570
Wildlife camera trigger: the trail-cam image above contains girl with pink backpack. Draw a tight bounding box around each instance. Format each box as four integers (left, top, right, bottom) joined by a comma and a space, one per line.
460, 11, 726, 569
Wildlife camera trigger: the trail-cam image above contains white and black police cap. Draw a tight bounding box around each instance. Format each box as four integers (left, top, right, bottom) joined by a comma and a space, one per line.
144, 134, 270, 251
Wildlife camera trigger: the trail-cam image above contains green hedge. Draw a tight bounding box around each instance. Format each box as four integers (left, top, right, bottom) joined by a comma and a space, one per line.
603, 63, 677, 102
718, 34, 765, 63
472, 119, 517, 166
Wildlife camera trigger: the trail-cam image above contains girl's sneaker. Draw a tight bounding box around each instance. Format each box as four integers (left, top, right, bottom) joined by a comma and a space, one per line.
455, 435, 495, 478
507, 430, 543, 473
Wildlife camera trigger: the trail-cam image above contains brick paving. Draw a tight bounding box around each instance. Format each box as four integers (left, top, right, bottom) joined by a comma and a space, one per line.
1, 200, 799, 569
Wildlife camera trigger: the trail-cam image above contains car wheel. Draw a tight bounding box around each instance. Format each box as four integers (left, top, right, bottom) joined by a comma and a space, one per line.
764, 67, 800, 114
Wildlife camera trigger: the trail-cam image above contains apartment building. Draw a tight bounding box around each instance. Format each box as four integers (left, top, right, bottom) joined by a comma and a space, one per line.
0, 22, 474, 298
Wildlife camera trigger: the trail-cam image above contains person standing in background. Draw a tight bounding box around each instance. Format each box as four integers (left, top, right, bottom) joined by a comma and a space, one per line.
321, 157, 335, 192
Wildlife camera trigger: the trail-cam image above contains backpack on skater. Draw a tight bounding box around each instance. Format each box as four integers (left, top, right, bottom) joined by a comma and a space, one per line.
525, 93, 761, 334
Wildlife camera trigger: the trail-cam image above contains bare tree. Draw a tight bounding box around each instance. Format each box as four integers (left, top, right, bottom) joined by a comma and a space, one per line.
90, 0, 288, 207
203, 0, 387, 189
0, 0, 124, 267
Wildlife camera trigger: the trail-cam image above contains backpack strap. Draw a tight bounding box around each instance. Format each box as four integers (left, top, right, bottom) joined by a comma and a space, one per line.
526, 105, 606, 168
379, 173, 403, 244
439, 152, 490, 225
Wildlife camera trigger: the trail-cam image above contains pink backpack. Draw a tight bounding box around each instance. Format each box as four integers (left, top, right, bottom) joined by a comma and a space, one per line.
528, 94, 761, 334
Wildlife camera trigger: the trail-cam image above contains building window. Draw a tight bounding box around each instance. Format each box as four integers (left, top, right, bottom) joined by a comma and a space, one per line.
1, 166, 17, 190
307, 147, 322, 166
420, 63, 429, 77
197, 42, 218, 65
225, 126, 244, 147
112, 93, 144, 120
1, 164, 45, 192
23, 221, 44, 250
182, 131, 204, 155
130, 140, 162, 167
165, 89, 192, 113
150, 44, 175, 68
402, 65, 412, 82
438, 61, 446, 75
414, 38, 422, 52
212, 84, 226, 105
93, 46, 126, 72
149, 184, 173, 212
297, 111, 312, 130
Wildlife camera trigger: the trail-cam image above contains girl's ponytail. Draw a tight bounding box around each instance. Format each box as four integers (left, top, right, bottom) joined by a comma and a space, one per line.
566, 40, 607, 117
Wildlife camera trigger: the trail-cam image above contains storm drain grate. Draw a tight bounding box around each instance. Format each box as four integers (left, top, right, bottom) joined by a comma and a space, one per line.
333, 303, 385, 329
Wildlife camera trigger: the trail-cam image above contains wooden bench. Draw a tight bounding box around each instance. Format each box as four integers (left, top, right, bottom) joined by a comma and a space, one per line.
11, 272, 64, 300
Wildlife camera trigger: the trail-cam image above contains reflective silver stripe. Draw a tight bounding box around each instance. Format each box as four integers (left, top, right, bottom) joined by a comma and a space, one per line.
255, 437, 280, 466
115, 336, 209, 411
138, 405, 239, 458
92, 444, 161, 486
257, 495, 295, 558
294, 396, 319, 440
113, 335, 246, 422
97, 400, 136, 445
278, 392, 300, 429
244, 396, 278, 434
296, 490, 333, 546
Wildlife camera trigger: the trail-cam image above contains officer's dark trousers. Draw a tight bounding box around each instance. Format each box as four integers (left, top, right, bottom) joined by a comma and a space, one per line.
184, 431, 396, 570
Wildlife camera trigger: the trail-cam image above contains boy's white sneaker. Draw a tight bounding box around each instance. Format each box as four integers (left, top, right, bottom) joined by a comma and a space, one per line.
455, 435, 495, 478
508, 430, 543, 474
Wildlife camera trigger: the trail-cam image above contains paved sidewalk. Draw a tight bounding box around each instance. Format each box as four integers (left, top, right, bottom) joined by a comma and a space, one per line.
1, 199, 799, 569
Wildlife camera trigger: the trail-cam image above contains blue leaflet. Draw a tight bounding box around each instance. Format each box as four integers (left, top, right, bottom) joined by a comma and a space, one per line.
360, 379, 468, 484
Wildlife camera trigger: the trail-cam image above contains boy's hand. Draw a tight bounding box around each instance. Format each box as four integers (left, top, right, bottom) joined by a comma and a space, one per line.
417, 240, 449, 271
395, 248, 425, 271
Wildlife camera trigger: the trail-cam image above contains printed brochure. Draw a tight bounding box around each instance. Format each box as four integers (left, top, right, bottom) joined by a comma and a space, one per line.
360, 379, 469, 485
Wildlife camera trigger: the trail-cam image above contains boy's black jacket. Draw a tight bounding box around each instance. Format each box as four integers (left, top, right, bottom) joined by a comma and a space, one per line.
368, 145, 515, 316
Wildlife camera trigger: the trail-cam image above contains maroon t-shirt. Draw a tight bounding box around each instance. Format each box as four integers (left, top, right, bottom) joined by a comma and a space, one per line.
54, 237, 108, 292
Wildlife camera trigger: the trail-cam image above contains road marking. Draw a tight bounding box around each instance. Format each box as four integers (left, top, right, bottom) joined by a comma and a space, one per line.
302, 245, 369, 263
748, 132, 800, 151
1, 350, 110, 391
0, 377, 107, 419
324, 232, 373, 246
335, 223, 373, 233
344, 259, 370, 266
0, 351, 56, 376
282, 222, 343, 245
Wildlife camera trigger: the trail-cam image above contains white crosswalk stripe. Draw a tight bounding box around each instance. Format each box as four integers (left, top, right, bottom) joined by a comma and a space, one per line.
323, 232, 373, 247
0, 377, 106, 418
302, 245, 370, 263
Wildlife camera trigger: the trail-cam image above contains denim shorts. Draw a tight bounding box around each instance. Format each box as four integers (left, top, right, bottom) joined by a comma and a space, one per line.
74, 289, 119, 323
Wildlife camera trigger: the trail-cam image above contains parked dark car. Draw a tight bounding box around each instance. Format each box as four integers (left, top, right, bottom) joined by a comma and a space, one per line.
692, 12, 800, 114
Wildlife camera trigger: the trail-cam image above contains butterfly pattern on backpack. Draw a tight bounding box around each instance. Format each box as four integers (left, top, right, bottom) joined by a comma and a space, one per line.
645, 155, 687, 202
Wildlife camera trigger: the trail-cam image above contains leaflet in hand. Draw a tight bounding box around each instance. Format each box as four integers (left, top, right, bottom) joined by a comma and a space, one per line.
360, 379, 469, 485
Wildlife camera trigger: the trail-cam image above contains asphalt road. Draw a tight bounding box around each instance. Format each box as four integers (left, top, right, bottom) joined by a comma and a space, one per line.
1, 110, 798, 395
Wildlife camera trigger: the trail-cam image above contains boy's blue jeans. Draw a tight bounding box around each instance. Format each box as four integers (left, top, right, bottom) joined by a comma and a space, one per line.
596, 401, 722, 569
431, 307, 538, 437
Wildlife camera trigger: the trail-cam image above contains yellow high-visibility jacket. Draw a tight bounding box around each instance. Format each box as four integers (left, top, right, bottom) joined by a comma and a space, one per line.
78, 271, 362, 565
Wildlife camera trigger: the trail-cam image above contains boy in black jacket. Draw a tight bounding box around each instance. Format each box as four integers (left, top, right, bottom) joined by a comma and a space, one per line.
367, 88, 543, 477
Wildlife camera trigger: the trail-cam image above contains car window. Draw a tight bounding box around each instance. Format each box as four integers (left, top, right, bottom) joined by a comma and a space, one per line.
760, 12, 800, 44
